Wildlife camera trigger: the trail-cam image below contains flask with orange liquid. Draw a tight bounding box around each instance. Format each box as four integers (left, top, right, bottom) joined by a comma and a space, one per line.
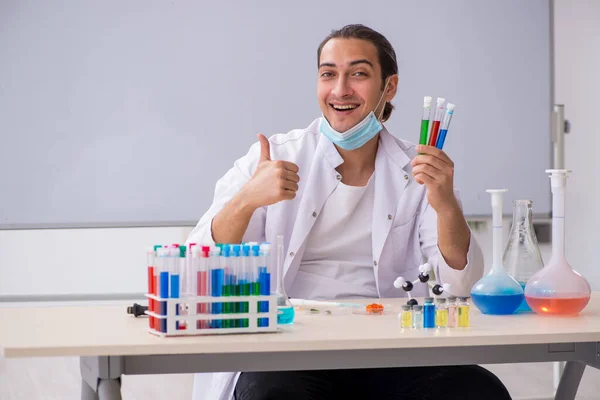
524, 170, 591, 315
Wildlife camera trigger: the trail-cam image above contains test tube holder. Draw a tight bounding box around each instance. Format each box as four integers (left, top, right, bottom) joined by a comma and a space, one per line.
145, 294, 279, 337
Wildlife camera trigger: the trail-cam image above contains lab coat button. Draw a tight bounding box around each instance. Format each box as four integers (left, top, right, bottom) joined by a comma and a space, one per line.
404, 174, 409, 180
373, 260, 378, 266
387, 214, 392, 220
290, 252, 295, 257
336, 174, 341, 180
312, 211, 317, 217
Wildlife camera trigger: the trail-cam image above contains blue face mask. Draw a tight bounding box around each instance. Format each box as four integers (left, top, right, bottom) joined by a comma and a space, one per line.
319, 79, 390, 151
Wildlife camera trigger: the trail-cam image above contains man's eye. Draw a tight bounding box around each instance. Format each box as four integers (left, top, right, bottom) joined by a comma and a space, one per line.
321, 72, 333, 78
353, 72, 367, 77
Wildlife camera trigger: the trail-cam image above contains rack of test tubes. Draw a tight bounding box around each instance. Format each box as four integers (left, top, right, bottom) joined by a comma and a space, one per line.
145, 242, 278, 337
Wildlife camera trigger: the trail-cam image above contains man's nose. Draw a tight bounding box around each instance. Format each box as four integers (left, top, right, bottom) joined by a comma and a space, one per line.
331, 76, 353, 98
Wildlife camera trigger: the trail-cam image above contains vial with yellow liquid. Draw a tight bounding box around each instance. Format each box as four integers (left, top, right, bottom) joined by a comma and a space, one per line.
435, 298, 448, 328
458, 297, 470, 327
400, 305, 413, 329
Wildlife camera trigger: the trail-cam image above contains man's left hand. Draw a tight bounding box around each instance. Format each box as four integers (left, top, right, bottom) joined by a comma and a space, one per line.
411, 144, 459, 214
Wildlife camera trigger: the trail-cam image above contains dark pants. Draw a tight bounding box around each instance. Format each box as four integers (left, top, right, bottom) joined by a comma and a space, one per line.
235, 365, 512, 400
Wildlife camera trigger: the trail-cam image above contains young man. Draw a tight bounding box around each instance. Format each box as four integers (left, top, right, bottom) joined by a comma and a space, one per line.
188, 24, 511, 400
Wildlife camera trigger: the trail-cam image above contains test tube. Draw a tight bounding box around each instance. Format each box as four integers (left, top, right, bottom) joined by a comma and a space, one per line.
250, 244, 261, 296
232, 245, 241, 327
427, 97, 445, 147
419, 96, 433, 146
447, 296, 458, 328
435, 298, 448, 328
221, 245, 232, 328
179, 245, 188, 330
400, 305, 413, 329
423, 297, 435, 328
412, 305, 423, 329
458, 297, 470, 328
210, 246, 223, 328
157, 247, 169, 333
240, 245, 251, 327
146, 247, 155, 330
259, 243, 272, 327
201, 246, 210, 328
152, 245, 162, 331
435, 103, 455, 149
168, 246, 182, 330
250, 244, 261, 327
186, 244, 196, 297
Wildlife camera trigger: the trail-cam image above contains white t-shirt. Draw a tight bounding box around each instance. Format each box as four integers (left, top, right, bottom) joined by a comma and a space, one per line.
289, 173, 378, 300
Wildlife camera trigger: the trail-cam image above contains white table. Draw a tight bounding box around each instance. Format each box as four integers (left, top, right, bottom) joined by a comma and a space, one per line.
2, 295, 600, 400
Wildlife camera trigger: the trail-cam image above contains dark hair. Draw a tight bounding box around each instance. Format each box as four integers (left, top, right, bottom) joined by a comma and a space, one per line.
317, 24, 398, 122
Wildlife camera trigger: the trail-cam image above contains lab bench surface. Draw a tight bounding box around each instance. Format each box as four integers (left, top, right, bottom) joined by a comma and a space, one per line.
2, 294, 600, 400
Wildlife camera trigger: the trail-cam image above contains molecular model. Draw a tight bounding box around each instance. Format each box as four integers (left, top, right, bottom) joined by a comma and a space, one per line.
393, 262, 452, 306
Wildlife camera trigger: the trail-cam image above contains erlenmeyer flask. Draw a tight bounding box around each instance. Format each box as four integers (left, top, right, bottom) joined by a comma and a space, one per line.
276, 235, 295, 324
503, 200, 544, 312
471, 189, 524, 315
524, 170, 591, 315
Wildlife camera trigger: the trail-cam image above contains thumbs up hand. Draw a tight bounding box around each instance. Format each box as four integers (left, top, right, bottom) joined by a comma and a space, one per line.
240, 134, 300, 210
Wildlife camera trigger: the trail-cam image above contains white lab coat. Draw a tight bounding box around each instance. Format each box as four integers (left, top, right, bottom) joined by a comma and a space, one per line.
186, 117, 484, 400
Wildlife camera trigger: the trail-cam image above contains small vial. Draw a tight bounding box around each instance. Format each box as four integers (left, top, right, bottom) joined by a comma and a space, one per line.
435, 298, 448, 328
412, 305, 423, 329
400, 305, 413, 328
458, 297, 470, 328
423, 297, 435, 328
447, 296, 458, 328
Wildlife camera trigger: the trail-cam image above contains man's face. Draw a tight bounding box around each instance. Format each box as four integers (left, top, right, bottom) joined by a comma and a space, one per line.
317, 38, 395, 133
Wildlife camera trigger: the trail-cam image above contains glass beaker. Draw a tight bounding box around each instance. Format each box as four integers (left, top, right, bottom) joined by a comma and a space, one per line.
276, 235, 295, 324
503, 200, 545, 312
524, 170, 591, 315
471, 189, 524, 315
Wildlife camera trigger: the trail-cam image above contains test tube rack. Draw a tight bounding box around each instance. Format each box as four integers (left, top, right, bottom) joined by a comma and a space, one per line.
145, 293, 278, 337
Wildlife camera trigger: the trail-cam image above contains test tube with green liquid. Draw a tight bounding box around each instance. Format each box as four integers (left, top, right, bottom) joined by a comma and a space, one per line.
419, 96, 433, 147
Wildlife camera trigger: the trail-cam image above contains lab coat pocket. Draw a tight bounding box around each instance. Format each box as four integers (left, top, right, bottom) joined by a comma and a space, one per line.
390, 218, 420, 275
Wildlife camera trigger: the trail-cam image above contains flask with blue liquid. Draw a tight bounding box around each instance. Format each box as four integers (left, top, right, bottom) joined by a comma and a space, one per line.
471, 189, 524, 315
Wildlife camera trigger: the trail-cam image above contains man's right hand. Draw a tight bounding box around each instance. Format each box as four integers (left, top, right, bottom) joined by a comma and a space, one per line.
240, 133, 300, 210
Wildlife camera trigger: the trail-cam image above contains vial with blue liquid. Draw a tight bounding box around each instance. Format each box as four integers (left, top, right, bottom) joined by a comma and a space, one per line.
471, 189, 524, 315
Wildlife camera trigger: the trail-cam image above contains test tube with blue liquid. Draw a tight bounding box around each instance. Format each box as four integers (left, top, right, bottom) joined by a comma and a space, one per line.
435, 103, 454, 149
210, 246, 223, 328
258, 243, 272, 327
156, 247, 170, 333
221, 245, 232, 328
232, 245, 241, 327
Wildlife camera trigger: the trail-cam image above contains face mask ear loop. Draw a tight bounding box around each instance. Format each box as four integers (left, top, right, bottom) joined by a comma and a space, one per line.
375, 78, 390, 122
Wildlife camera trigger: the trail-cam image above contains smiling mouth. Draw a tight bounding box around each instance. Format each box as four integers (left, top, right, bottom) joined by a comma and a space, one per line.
330, 103, 359, 114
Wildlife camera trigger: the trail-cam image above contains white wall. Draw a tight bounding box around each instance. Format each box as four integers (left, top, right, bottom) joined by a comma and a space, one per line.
0, 227, 192, 297
0, 222, 550, 299
555, 0, 600, 290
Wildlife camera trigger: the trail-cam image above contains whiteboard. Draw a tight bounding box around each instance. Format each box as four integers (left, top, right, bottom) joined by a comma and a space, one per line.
0, 0, 552, 227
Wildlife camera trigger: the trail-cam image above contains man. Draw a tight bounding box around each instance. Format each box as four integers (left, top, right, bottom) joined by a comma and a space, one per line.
188, 24, 511, 400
